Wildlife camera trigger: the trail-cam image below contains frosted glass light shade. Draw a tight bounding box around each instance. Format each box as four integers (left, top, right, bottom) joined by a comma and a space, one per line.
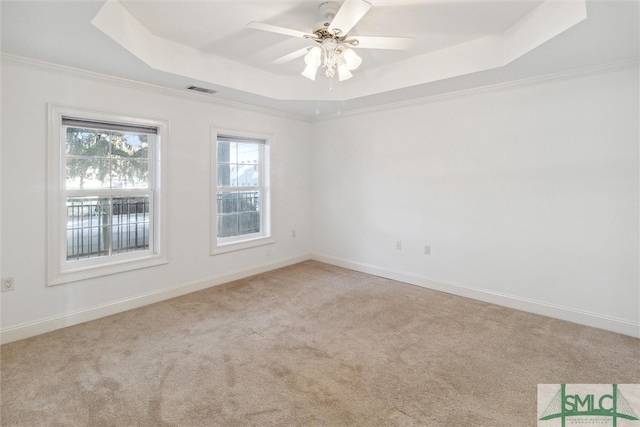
304, 46, 322, 67
302, 64, 319, 80
342, 48, 362, 70
337, 62, 353, 81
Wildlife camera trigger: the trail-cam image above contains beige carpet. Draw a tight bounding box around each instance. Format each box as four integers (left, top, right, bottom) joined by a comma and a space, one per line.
1, 261, 639, 426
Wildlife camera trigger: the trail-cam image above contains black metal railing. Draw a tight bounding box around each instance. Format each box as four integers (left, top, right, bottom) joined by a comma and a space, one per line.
217, 191, 260, 238
66, 196, 149, 260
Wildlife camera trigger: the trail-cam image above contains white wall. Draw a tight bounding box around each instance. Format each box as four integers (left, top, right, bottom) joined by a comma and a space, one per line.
311, 66, 639, 336
2, 58, 638, 342
0, 58, 313, 342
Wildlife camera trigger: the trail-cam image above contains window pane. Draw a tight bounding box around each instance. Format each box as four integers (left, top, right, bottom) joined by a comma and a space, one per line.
237, 143, 259, 164
217, 164, 235, 187
66, 127, 151, 190
111, 159, 149, 189
66, 158, 111, 189
66, 197, 111, 260
110, 134, 148, 159
66, 128, 109, 157
218, 141, 237, 163
236, 163, 259, 186
239, 212, 260, 235
67, 196, 151, 260
112, 197, 150, 254
218, 192, 238, 214
238, 191, 260, 213
217, 214, 238, 238
218, 142, 235, 163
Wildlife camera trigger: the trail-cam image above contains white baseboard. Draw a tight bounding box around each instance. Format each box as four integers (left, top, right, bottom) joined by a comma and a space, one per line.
0, 253, 311, 344
4, 253, 637, 344
312, 252, 640, 338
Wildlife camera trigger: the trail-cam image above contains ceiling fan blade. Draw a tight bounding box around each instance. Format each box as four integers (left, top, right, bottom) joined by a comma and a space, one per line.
348, 36, 415, 50
328, 0, 372, 36
271, 47, 310, 65
247, 21, 316, 40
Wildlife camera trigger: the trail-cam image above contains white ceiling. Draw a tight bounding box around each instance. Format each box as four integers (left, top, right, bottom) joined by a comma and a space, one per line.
117, 0, 542, 74
1, 0, 638, 118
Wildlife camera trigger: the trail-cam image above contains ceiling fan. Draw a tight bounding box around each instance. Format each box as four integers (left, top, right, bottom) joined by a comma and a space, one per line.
247, 0, 415, 82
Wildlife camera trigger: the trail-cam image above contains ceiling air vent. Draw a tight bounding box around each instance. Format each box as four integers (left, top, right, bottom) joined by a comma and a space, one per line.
186, 85, 216, 94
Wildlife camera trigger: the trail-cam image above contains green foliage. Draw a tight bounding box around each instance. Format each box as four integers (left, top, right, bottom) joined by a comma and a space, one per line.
66, 127, 149, 189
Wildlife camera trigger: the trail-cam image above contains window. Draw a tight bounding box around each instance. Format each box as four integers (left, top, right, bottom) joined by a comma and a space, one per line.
48, 106, 168, 285
211, 130, 272, 254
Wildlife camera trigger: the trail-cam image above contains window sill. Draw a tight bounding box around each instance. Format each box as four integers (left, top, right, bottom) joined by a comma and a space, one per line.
211, 236, 275, 255
49, 255, 168, 286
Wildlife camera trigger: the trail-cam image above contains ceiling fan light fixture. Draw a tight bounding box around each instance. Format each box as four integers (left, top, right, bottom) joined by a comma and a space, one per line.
337, 61, 353, 81
302, 46, 322, 80
302, 64, 319, 80
342, 48, 362, 70
304, 46, 322, 67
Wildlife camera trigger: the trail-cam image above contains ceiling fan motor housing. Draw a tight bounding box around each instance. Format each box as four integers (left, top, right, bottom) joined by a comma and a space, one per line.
319, 2, 340, 27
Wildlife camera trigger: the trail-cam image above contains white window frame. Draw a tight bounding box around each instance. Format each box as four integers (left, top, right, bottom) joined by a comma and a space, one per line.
211, 127, 273, 255
47, 105, 168, 285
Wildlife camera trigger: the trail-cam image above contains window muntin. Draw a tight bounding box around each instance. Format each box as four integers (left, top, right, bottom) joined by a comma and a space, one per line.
48, 106, 167, 285
212, 132, 272, 253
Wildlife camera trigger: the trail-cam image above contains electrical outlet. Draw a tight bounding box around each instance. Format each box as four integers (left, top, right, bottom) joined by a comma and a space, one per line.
2, 277, 15, 292
396, 241, 402, 250
424, 245, 431, 255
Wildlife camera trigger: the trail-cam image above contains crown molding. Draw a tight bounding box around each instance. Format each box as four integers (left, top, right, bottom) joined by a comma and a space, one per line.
0, 53, 311, 123
311, 58, 640, 122
2, 53, 637, 123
